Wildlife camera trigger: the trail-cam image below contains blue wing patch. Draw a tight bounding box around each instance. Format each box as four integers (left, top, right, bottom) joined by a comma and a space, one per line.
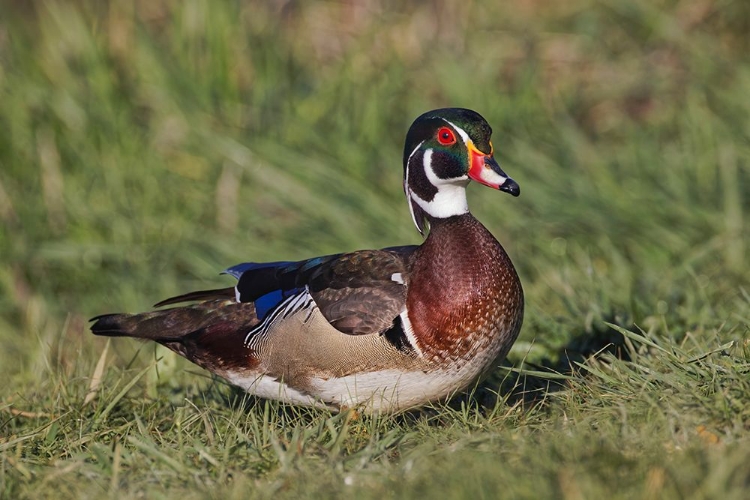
224, 254, 341, 323
222, 261, 304, 320
244, 287, 316, 348
253, 287, 303, 321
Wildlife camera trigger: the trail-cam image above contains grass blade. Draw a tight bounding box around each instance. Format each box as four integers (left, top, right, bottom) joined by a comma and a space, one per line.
84, 339, 110, 407
93, 364, 153, 427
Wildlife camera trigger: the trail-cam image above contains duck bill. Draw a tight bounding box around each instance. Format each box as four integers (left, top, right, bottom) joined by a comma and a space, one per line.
467, 144, 520, 196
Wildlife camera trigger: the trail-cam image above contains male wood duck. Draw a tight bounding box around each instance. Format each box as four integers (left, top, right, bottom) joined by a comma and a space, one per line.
91, 108, 524, 413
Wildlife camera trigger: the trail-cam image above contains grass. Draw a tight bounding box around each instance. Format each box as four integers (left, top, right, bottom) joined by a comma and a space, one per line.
1, 0, 749, 498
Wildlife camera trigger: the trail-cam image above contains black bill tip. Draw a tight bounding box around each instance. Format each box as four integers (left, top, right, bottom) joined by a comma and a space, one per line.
499, 178, 520, 197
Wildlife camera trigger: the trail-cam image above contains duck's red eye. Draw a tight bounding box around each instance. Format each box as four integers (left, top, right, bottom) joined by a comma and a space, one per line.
437, 127, 456, 146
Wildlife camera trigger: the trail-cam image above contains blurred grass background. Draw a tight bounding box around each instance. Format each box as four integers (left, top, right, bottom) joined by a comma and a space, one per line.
2, 0, 746, 372
0, 0, 748, 497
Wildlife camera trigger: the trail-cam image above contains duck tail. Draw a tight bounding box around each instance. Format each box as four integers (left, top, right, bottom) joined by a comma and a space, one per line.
89, 309, 199, 341
90, 287, 237, 341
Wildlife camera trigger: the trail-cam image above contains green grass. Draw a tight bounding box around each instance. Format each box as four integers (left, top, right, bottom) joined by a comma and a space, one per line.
1, 0, 749, 498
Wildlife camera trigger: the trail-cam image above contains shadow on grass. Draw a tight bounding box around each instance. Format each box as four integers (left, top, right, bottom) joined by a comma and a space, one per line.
443, 316, 634, 414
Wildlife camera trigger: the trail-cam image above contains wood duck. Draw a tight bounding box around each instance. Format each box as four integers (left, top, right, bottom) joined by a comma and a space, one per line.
91, 108, 524, 413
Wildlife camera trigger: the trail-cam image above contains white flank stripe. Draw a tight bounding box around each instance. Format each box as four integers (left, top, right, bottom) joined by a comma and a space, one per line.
390, 273, 404, 285
399, 309, 424, 358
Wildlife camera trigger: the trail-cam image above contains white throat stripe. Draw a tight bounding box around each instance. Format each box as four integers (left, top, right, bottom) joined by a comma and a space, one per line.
409, 148, 469, 219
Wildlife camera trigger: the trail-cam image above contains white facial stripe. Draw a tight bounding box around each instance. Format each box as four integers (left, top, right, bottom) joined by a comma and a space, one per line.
442, 119, 471, 144
409, 148, 469, 219
443, 119, 494, 159
391, 273, 404, 285
407, 141, 424, 162
404, 140, 425, 232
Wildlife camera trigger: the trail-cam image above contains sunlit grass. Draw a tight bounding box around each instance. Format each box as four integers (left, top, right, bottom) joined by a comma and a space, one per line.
1, 0, 748, 498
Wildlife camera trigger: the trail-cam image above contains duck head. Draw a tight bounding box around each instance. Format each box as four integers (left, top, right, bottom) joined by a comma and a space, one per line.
403, 108, 519, 234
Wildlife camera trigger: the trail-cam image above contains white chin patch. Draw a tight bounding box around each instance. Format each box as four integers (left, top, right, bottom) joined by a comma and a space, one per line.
410, 149, 469, 219
475, 165, 509, 188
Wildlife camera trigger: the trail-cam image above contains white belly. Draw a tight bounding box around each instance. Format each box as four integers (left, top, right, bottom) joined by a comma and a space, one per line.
226, 357, 492, 413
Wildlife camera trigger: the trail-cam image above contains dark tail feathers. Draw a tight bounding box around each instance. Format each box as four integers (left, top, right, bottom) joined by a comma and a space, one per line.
91, 287, 237, 340
90, 304, 229, 341
90, 313, 139, 337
